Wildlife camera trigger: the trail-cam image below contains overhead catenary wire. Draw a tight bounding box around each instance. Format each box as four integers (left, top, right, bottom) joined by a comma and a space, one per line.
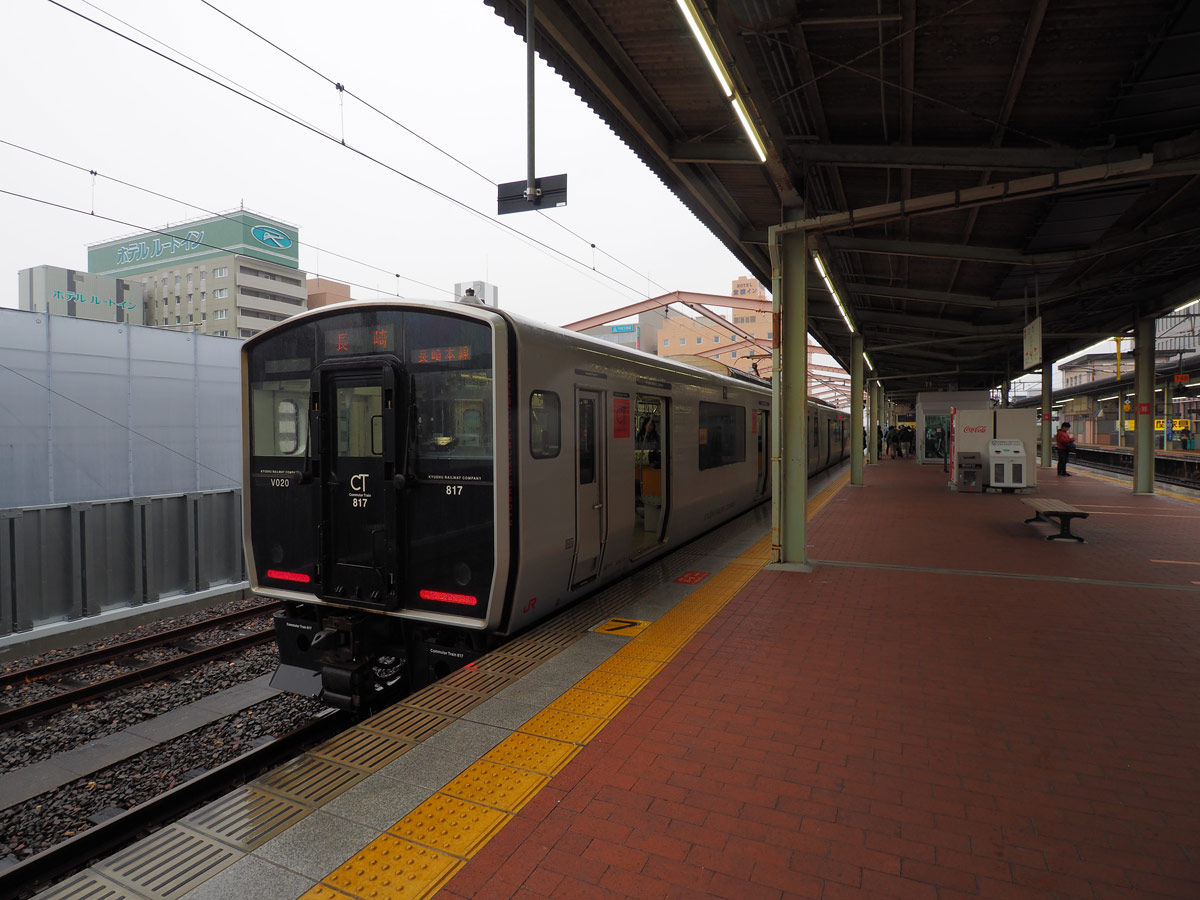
0, 138, 453, 298
196, 0, 673, 294
42, 0, 652, 302
0, 185, 439, 303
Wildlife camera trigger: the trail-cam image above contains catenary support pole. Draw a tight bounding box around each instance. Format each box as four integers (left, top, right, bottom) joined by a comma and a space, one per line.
1134, 315, 1155, 494
525, 0, 536, 201
851, 333, 864, 485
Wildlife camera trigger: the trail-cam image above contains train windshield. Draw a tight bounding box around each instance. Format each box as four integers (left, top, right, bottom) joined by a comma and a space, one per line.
412, 369, 493, 464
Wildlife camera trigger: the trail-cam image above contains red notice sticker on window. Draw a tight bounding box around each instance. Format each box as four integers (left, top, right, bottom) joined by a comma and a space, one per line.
613, 397, 630, 438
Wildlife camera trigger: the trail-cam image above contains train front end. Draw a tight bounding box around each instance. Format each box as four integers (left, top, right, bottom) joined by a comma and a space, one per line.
242, 302, 510, 708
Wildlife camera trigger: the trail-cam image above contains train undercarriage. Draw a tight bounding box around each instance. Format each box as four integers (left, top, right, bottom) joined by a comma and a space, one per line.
268, 602, 496, 710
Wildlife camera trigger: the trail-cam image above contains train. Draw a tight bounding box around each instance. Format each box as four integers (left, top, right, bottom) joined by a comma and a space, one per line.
242, 299, 850, 708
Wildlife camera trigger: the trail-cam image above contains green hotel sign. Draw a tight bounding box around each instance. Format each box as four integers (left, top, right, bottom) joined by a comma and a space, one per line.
89, 212, 299, 276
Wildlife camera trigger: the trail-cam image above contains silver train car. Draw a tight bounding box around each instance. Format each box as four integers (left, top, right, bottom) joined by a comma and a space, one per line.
243, 300, 849, 708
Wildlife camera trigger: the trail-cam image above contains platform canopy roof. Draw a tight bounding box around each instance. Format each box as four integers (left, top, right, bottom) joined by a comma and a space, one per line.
486, 0, 1200, 401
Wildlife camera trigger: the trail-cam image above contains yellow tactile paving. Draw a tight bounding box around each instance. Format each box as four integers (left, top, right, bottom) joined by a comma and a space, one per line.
439, 760, 549, 813
613, 641, 678, 663
549, 687, 630, 719
483, 732, 581, 776
596, 655, 666, 679
323, 833, 462, 900
573, 669, 647, 697
520, 705, 610, 744
298, 884, 354, 900
389, 794, 510, 858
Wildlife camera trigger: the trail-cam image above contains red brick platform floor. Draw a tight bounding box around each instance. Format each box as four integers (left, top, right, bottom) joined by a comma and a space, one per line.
440, 462, 1200, 899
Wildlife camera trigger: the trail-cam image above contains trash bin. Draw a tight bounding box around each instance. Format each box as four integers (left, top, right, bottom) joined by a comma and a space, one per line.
988, 439, 1027, 490
956, 452, 983, 492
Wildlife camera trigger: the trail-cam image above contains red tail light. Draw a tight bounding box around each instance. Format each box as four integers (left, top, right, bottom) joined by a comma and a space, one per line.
266, 569, 311, 584
419, 589, 478, 606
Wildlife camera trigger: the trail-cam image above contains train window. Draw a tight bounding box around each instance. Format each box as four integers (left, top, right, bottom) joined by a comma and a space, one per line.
579, 398, 596, 484
698, 402, 745, 470
406, 314, 494, 466
249, 378, 308, 457
277, 400, 301, 455
530, 391, 561, 459
414, 370, 493, 458
336, 385, 383, 457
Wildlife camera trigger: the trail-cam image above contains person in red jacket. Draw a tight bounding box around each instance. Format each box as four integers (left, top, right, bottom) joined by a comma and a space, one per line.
1055, 422, 1076, 476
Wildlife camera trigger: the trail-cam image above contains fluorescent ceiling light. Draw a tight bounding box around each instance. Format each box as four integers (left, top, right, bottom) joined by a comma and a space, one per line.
863, 353, 874, 371
1172, 298, 1199, 314
812, 253, 828, 280
812, 252, 855, 334
677, 0, 769, 164
732, 96, 767, 162
676, 0, 732, 97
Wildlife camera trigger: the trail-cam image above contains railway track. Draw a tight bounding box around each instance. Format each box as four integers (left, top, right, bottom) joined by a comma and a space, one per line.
0, 602, 280, 691
0, 604, 281, 729
1072, 445, 1200, 490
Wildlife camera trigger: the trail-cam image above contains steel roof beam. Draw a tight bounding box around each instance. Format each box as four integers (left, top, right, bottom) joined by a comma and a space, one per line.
855, 309, 1020, 336
562, 290, 777, 332
782, 143, 1140, 171
845, 282, 1027, 309
830, 213, 1200, 267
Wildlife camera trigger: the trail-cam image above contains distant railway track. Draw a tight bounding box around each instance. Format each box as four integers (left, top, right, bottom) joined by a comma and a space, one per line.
1072, 445, 1200, 490
0, 604, 281, 728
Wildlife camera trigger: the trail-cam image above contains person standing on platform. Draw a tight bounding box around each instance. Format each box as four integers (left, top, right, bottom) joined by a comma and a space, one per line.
1056, 421, 1076, 476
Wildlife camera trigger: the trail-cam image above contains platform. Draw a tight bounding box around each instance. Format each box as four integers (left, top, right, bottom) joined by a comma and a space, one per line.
34, 461, 1200, 900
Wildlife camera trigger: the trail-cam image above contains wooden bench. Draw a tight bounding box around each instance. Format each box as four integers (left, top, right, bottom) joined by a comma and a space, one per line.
1022, 498, 1089, 542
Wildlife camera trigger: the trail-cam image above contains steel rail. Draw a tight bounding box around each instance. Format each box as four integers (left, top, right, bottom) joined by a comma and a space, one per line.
0, 603, 281, 690
0, 631, 275, 729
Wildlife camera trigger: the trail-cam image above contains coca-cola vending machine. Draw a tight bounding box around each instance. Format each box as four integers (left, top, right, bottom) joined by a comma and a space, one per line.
950, 407, 994, 489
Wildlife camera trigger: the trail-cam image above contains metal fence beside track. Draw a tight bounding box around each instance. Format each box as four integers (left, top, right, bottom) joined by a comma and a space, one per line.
0, 489, 245, 639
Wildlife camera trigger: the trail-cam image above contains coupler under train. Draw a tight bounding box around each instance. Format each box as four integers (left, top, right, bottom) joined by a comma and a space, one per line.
268, 602, 490, 710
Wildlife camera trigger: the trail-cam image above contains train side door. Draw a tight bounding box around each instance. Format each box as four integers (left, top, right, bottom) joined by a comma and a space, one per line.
754, 410, 769, 495
572, 388, 606, 586
316, 363, 402, 606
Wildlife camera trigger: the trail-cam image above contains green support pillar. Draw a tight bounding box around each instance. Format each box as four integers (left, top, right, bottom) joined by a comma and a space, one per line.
1134, 316, 1155, 494
850, 334, 864, 485
1041, 365, 1053, 468
868, 380, 879, 465
769, 226, 810, 569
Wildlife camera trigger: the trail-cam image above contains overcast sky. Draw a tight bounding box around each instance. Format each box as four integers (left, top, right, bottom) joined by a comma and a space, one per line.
1, 0, 756, 327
